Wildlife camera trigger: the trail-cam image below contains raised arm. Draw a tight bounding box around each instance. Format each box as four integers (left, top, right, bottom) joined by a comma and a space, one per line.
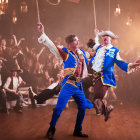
37, 23, 67, 60
12, 35, 25, 47
0, 57, 7, 62
36, 47, 45, 61
12, 34, 18, 47
93, 28, 100, 51
17, 38, 25, 47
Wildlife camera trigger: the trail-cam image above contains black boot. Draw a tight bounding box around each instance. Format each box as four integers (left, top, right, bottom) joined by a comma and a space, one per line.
45, 126, 56, 139
29, 88, 36, 108
13, 105, 23, 113
104, 105, 114, 122
93, 99, 103, 115
73, 130, 88, 138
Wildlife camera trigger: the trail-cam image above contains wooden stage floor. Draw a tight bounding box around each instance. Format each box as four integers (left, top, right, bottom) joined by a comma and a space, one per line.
0, 101, 140, 140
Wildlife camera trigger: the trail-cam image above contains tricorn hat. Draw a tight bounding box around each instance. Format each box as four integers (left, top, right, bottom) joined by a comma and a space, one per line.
98, 31, 119, 39
10, 63, 23, 73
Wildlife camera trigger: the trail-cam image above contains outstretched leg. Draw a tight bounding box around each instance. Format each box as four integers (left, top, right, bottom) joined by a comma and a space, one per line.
72, 89, 88, 138
46, 83, 72, 139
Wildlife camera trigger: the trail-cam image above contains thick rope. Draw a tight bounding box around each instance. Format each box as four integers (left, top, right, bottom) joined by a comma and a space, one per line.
108, 0, 111, 30
36, 0, 40, 23
93, 0, 97, 29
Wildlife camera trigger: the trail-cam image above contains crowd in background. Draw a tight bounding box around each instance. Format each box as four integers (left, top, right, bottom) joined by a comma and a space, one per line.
0, 34, 140, 103
0, 35, 64, 94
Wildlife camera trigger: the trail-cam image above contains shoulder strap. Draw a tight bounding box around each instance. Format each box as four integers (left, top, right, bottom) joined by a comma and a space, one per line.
9, 76, 13, 89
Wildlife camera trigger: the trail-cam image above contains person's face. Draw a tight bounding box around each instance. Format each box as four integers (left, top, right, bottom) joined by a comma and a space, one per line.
1, 39, 6, 46
102, 36, 112, 45
68, 36, 79, 51
12, 71, 17, 76
10, 39, 14, 45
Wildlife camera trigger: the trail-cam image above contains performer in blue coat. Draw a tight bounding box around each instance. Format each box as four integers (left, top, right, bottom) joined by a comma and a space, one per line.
37, 23, 93, 139
86, 29, 140, 121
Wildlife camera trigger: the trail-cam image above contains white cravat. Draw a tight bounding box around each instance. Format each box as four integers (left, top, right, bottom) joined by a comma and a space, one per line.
92, 44, 112, 72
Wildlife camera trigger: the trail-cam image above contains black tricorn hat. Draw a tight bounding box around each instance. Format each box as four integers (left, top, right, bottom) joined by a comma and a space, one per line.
10, 63, 23, 73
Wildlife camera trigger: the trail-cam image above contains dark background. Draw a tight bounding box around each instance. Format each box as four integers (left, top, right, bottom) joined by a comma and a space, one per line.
0, 0, 140, 102
0, 0, 140, 49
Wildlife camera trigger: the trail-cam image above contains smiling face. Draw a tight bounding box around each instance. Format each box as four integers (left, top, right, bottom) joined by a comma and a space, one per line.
102, 35, 112, 46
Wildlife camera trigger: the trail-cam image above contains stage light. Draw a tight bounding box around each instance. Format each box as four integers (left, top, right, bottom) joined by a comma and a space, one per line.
12, 10, 17, 24
0, 0, 8, 15
126, 16, 132, 26
20, 1, 28, 13
13, 16, 17, 24
114, 4, 121, 16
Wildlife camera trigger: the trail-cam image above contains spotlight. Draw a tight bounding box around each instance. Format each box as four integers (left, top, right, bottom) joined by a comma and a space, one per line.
126, 16, 132, 26
0, 0, 8, 15
20, 1, 28, 13
114, 4, 121, 16
12, 10, 17, 24
13, 16, 17, 24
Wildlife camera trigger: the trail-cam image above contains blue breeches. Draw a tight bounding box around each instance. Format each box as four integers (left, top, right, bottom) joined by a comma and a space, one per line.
50, 83, 92, 131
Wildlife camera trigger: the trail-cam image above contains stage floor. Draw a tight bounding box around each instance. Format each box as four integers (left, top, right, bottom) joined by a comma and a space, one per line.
0, 101, 140, 140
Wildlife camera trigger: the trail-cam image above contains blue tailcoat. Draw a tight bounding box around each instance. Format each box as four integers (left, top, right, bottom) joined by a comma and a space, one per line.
50, 48, 93, 131
61, 47, 88, 87
89, 45, 129, 87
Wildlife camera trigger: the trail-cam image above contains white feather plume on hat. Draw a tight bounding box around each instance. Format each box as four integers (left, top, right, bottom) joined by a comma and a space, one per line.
98, 31, 119, 39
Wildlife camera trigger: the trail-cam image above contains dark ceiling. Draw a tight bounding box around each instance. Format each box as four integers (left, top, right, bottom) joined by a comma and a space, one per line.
0, 0, 140, 49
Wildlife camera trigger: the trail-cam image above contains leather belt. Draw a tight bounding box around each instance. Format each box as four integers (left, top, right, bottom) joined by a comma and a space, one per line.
68, 76, 81, 83
88, 71, 101, 78
88, 71, 101, 86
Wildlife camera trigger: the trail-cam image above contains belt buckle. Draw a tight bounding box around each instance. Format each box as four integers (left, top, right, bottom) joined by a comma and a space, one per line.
93, 72, 100, 78
76, 77, 81, 83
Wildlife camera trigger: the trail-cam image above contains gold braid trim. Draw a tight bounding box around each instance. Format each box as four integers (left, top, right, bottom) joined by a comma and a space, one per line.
63, 68, 75, 77
66, 79, 77, 87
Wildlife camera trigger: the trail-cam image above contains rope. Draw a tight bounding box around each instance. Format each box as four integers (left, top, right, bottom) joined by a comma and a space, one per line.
108, 0, 111, 30
36, 0, 40, 23
93, 0, 97, 29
